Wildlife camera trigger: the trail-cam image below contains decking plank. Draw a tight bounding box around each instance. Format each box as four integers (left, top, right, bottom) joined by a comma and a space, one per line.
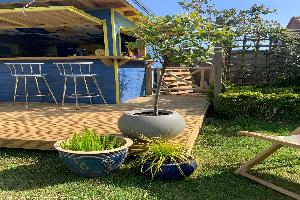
0, 95, 208, 153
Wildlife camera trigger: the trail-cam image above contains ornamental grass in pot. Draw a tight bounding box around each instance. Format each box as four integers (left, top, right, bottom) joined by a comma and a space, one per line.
54, 127, 133, 178
134, 137, 197, 180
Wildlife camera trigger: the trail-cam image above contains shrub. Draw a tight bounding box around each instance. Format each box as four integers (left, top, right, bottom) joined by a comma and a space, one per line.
226, 84, 300, 94
218, 92, 300, 121
206, 82, 227, 104
270, 32, 300, 82
206, 83, 214, 104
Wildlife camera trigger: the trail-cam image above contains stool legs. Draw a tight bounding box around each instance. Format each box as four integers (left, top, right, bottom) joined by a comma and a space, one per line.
13, 77, 19, 106
13, 76, 57, 108
62, 76, 67, 107
83, 76, 92, 104
42, 77, 58, 104
34, 76, 43, 103
92, 76, 107, 105
24, 77, 29, 109
73, 77, 79, 110
62, 76, 107, 109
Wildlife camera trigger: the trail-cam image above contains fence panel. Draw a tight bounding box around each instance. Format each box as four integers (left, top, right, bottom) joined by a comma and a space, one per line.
146, 65, 213, 95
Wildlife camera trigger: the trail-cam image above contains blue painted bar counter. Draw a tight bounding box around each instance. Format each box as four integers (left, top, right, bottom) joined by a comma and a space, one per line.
0, 57, 146, 104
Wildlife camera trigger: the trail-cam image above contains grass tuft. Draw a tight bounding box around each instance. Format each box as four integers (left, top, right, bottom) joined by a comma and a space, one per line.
60, 127, 124, 152
135, 137, 190, 178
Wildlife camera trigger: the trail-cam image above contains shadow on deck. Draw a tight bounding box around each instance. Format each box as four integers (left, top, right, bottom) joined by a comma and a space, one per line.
0, 95, 209, 152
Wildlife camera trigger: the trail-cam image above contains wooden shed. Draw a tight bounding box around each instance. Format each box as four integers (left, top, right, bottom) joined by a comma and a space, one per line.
0, 0, 150, 104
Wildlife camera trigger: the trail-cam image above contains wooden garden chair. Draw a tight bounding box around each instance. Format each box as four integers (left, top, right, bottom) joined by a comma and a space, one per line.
235, 127, 300, 200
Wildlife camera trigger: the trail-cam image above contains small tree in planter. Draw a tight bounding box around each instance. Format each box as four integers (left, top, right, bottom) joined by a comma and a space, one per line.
118, 1, 230, 139
134, 13, 227, 116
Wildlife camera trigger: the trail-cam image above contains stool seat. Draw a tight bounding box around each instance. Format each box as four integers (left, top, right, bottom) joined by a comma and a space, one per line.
65, 74, 97, 77
13, 74, 45, 77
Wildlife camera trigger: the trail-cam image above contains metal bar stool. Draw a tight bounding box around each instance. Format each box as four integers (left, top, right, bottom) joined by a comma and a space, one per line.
4, 63, 58, 108
54, 62, 107, 109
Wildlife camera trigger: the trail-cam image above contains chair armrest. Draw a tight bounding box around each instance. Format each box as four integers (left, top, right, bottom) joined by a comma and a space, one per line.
290, 127, 300, 135
238, 131, 277, 141
238, 131, 300, 149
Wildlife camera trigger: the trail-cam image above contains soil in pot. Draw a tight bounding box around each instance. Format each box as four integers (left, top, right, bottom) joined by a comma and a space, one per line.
133, 110, 171, 116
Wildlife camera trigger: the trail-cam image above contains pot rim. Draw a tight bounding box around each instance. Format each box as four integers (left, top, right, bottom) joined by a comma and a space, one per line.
143, 157, 196, 167
54, 134, 133, 155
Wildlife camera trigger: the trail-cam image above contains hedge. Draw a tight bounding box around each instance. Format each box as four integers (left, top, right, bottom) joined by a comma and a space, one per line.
218, 92, 300, 121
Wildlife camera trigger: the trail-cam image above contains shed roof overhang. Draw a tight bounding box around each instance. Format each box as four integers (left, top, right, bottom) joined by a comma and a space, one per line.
0, 0, 142, 21
0, 6, 103, 29
0, 6, 106, 45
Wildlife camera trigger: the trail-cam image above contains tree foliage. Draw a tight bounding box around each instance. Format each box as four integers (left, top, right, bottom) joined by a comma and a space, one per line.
132, 1, 230, 114
134, 11, 228, 66
270, 31, 300, 82
181, 0, 300, 84
180, 0, 282, 48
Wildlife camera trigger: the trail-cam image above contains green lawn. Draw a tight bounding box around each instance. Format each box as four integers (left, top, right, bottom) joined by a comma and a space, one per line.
0, 116, 299, 200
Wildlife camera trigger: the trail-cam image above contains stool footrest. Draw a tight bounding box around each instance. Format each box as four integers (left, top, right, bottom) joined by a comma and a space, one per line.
65, 94, 100, 99
16, 94, 49, 97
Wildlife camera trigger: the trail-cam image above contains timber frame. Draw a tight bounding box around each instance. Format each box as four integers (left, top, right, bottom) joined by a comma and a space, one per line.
235, 128, 300, 200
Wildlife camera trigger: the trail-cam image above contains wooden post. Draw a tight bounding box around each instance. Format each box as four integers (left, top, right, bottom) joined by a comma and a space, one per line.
156, 68, 161, 90
145, 64, 153, 96
241, 35, 247, 70
199, 68, 205, 91
214, 16, 224, 111
214, 47, 223, 110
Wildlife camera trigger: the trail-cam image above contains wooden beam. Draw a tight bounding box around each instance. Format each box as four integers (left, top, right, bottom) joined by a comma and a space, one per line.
100, 58, 114, 66
242, 172, 300, 200
96, 3, 127, 9
145, 65, 153, 95
0, 0, 128, 9
235, 128, 300, 200
239, 131, 300, 149
123, 11, 136, 16
0, 16, 26, 27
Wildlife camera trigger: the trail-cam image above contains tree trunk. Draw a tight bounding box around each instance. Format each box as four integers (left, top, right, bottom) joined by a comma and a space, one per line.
153, 65, 166, 116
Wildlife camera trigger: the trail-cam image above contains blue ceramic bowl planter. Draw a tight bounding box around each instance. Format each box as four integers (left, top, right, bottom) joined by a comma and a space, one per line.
54, 136, 133, 178
142, 158, 197, 180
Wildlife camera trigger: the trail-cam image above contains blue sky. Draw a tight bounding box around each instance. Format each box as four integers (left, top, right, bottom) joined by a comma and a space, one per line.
141, 0, 300, 26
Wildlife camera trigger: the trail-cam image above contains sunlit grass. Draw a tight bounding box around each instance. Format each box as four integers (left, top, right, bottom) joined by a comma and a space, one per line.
0, 117, 298, 199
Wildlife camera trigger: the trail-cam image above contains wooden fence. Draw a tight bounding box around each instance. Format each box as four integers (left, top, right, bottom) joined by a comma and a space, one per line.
225, 50, 273, 84
145, 64, 213, 95
143, 45, 223, 109
224, 34, 283, 85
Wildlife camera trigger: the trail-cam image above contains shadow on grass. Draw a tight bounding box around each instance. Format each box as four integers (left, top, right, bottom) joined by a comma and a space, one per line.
0, 149, 82, 191
0, 149, 297, 200
201, 116, 300, 138
107, 164, 297, 200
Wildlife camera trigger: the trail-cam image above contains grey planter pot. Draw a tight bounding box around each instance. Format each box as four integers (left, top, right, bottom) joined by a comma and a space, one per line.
54, 135, 133, 177
118, 109, 186, 139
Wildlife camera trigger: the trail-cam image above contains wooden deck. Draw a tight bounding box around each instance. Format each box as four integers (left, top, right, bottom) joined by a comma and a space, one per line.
0, 95, 209, 152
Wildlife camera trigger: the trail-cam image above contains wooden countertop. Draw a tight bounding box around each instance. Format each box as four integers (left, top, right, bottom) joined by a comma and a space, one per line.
0, 56, 146, 61
0, 56, 151, 66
